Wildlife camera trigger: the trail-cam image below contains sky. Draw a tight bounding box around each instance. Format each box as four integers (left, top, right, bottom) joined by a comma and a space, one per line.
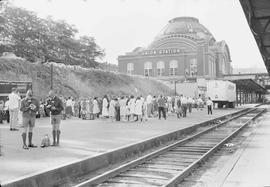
10, 0, 267, 70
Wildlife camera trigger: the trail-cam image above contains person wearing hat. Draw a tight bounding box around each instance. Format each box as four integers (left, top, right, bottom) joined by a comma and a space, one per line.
46, 90, 64, 146
20, 89, 39, 149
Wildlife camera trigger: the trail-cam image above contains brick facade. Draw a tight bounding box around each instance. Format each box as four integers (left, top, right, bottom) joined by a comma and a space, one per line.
118, 17, 232, 79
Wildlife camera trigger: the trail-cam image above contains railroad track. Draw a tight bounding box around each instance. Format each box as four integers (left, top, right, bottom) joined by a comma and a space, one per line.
75, 107, 265, 187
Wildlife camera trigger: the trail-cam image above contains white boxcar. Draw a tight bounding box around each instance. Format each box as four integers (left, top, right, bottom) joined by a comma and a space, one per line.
206, 80, 236, 108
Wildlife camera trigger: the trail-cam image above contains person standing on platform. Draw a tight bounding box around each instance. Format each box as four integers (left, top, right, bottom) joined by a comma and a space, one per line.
157, 95, 166, 120
102, 95, 109, 118
0, 100, 4, 124
119, 96, 127, 121
46, 90, 64, 146
65, 97, 73, 118
4, 97, 10, 123
8, 88, 20, 131
20, 90, 39, 149
207, 97, 213, 115
146, 94, 153, 118
115, 98, 121, 121
152, 96, 158, 117
128, 95, 136, 121
175, 96, 182, 118
135, 96, 143, 122
187, 97, 193, 113
181, 95, 188, 117
197, 95, 203, 111
93, 97, 100, 119
142, 98, 148, 122
109, 97, 116, 121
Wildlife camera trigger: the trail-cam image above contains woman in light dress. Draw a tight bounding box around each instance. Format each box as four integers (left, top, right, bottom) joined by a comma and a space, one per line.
93, 97, 100, 119
102, 95, 109, 118
119, 96, 127, 121
142, 98, 148, 122
128, 95, 136, 121
126, 97, 131, 121
135, 96, 143, 122
109, 97, 116, 121
66, 97, 73, 118
86, 97, 94, 120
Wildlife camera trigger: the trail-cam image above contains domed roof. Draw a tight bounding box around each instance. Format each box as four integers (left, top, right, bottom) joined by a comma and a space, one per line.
154, 17, 214, 40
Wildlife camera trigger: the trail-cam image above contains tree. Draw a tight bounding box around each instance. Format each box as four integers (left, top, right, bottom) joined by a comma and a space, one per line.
0, 3, 105, 68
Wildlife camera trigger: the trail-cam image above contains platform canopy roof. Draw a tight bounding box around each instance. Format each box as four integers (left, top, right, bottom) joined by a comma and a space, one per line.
239, 0, 270, 74
230, 79, 267, 93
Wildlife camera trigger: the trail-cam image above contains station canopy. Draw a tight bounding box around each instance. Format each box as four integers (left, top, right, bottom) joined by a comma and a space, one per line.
240, 0, 270, 74
230, 79, 267, 93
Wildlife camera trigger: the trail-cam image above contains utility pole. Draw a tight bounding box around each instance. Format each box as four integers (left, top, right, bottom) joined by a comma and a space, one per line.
50, 63, 53, 90
174, 80, 177, 96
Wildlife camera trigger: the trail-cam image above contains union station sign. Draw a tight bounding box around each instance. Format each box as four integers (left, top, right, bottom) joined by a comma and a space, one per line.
140, 48, 185, 56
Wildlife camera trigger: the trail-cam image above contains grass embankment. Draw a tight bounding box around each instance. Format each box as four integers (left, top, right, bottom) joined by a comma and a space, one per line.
0, 58, 174, 98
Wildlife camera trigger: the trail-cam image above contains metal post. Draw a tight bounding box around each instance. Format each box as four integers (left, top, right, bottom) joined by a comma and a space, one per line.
236, 89, 238, 106
239, 90, 242, 105
174, 80, 177, 96
50, 63, 53, 90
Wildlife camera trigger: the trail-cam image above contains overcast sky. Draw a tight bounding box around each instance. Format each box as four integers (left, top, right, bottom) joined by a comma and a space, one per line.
11, 0, 267, 70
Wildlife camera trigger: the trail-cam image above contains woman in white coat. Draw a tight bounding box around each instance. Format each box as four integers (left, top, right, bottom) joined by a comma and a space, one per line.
102, 95, 109, 118
92, 97, 100, 119
119, 96, 127, 121
109, 98, 116, 121
135, 96, 143, 122
128, 95, 136, 121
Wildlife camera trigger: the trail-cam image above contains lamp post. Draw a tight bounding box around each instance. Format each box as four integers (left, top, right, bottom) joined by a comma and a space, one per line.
50, 63, 53, 90
174, 80, 177, 96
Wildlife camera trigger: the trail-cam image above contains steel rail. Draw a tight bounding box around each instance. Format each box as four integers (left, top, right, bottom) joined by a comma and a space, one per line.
164, 108, 266, 187
74, 107, 263, 187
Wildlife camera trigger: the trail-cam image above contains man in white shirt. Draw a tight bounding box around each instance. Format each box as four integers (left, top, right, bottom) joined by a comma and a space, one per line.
181, 95, 188, 117
8, 88, 21, 131
146, 94, 153, 118
206, 97, 213, 115
187, 97, 194, 113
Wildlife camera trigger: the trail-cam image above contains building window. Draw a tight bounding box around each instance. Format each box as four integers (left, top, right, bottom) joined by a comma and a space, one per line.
127, 63, 134, 75
144, 61, 153, 77
157, 61, 165, 76
209, 60, 212, 76
212, 60, 216, 76
190, 58, 197, 77
221, 57, 226, 74
169, 60, 178, 76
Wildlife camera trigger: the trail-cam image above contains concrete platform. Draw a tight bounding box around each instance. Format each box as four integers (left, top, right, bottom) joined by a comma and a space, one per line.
0, 104, 258, 185
222, 106, 270, 187
179, 104, 269, 187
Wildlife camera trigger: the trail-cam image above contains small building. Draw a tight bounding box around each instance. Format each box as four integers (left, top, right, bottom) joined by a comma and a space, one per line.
118, 17, 233, 79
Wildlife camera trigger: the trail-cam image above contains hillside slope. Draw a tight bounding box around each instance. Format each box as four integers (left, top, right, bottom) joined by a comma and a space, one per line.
0, 58, 174, 98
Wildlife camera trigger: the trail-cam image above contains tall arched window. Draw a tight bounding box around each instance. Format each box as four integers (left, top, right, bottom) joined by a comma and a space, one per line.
169, 60, 178, 76
190, 58, 197, 77
127, 63, 134, 75
144, 61, 153, 77
157, 61, 165, 76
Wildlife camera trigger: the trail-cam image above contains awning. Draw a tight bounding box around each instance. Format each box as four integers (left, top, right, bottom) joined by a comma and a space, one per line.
230, 79, 267, 93
239, 0, 270, 74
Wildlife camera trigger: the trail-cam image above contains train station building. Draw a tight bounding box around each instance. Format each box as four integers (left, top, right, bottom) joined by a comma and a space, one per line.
118, 17, 233, 80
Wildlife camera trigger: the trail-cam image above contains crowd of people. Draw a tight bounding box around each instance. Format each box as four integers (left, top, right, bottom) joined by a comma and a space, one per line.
38, 93, 213, 122
0, 88, 214, 149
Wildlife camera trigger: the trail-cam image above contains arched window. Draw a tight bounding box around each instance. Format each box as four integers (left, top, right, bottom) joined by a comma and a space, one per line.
144, 61, 153, 77
157, 61, 165, 76
169, 60, 178, 76
190, 58, 197, 77
127, 63, 134, 75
